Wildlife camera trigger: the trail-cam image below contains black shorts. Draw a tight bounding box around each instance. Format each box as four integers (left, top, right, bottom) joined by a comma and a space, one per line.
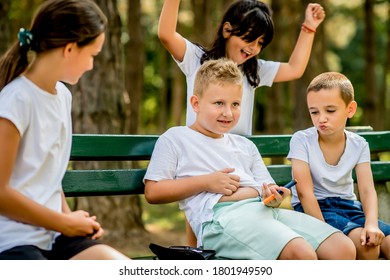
0, 235, 100, 260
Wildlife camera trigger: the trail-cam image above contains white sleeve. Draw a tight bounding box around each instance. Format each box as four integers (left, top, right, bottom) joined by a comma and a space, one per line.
173, 39, 204, 77
143, 134, 178, 183
0, 90, 31, 137
287, 132, 309, 163
357, 139, 371, 164
258, 59, 280, 87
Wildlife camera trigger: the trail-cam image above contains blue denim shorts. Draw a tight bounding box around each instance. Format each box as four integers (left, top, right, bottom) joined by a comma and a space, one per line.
294, 197, 390, 236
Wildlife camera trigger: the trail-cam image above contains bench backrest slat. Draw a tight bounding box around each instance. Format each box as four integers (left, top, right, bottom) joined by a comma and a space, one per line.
70, 131, 390, 160
64, 131, 390, 197
70, 134, 158, 161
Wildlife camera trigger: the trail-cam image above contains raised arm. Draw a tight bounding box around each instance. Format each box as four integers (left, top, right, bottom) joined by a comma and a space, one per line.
274, 3, 325, 82
158, 0, 187, 62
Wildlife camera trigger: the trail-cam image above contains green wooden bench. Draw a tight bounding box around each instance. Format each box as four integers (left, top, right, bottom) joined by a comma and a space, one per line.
62, 130, 390, 257
63, 130, 390, 197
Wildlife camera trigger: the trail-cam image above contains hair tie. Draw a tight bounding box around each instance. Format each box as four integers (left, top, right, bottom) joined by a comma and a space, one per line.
18, 28, 34, 48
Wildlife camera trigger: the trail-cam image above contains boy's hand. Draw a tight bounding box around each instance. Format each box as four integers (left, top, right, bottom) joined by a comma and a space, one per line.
304, 3, 325, 30
207, 168, 240, 195
361, 226, 385, 246
262, 183, 290, 207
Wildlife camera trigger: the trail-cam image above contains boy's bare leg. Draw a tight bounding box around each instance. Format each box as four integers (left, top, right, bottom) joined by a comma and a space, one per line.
278, 238, 317, 260
348, 228, 380, 259
316, 232, 355, 259
380, 235, 390, 259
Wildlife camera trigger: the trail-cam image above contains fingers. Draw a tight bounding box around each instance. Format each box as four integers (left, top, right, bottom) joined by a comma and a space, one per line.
360, 230, 367, 246
262, 183, 286, 205
361, 229, 385, 246
90, 227, 104, 240
219, 168, 240, 192
261, 183, 275, 200
74, 210, 90, 217
86, 218, 102, 238
228, 182, 238, 193
220, 167, 235, 174
277, 186, 291, 197
306, 3, 325, 25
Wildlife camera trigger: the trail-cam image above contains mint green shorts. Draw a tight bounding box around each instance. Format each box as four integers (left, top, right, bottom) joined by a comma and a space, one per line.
202, 197, 339, 260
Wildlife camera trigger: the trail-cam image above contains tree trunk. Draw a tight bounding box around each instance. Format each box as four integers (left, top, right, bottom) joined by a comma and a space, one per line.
0, 0, 12, 54
363, 0, 377, 128
0, 0, 41, 54
385, 0, 390, 130
70, 0, 145, 250
126, 0, 145, 134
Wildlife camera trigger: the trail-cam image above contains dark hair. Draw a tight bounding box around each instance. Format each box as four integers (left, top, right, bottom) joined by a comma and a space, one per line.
0, 0, 107, 91
200, 0, 274, 87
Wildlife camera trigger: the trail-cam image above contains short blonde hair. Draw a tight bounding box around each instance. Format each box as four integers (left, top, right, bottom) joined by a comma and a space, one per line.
194, 58, 243, 97
307, 72, 354, 106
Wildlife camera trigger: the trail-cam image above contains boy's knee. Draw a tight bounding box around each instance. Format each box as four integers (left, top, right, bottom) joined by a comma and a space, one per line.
317, 232, 356, 260
278, 238, 317, 260
356, 244, 380, 260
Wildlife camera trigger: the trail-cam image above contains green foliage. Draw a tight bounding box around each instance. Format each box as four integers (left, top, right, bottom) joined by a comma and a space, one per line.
2, 0, 390, 133
326, 1, 388, 127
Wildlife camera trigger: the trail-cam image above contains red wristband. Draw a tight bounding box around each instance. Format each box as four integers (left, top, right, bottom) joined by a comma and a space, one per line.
301, 23, 316, 33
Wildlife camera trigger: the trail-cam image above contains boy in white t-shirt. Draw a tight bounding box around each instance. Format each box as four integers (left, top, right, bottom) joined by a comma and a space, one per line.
288, 72, 390, 259
144, 59, 355, 260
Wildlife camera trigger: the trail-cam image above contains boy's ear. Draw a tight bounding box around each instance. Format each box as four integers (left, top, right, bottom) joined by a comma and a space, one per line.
190, 95, 200, 113
347, 101, 357, 118
222, 22, 232, 38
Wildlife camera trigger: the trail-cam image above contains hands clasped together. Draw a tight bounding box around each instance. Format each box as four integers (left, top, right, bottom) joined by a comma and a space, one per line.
62, 210, 103, 240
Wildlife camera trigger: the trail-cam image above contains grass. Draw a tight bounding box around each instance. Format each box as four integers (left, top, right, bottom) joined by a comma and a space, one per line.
141, 196, 186, 232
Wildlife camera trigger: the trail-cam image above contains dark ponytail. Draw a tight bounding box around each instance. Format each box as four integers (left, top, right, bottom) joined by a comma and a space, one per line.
0, 42, 30, 91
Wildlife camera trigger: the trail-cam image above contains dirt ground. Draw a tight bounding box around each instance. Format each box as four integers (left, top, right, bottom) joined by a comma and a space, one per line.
104, 224, 187, 259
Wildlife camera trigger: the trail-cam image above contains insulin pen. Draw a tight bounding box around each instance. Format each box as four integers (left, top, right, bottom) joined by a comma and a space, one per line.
262, 179, 297, 204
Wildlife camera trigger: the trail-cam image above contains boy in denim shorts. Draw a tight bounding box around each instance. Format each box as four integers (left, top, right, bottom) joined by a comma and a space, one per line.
288, 72, 390, 259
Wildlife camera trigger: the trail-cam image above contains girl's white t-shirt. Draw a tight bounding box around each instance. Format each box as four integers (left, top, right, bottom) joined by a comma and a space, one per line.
0, 76, 72, 253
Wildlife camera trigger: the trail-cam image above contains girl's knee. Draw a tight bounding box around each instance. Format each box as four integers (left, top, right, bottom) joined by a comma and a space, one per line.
71, 244, 130, 260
